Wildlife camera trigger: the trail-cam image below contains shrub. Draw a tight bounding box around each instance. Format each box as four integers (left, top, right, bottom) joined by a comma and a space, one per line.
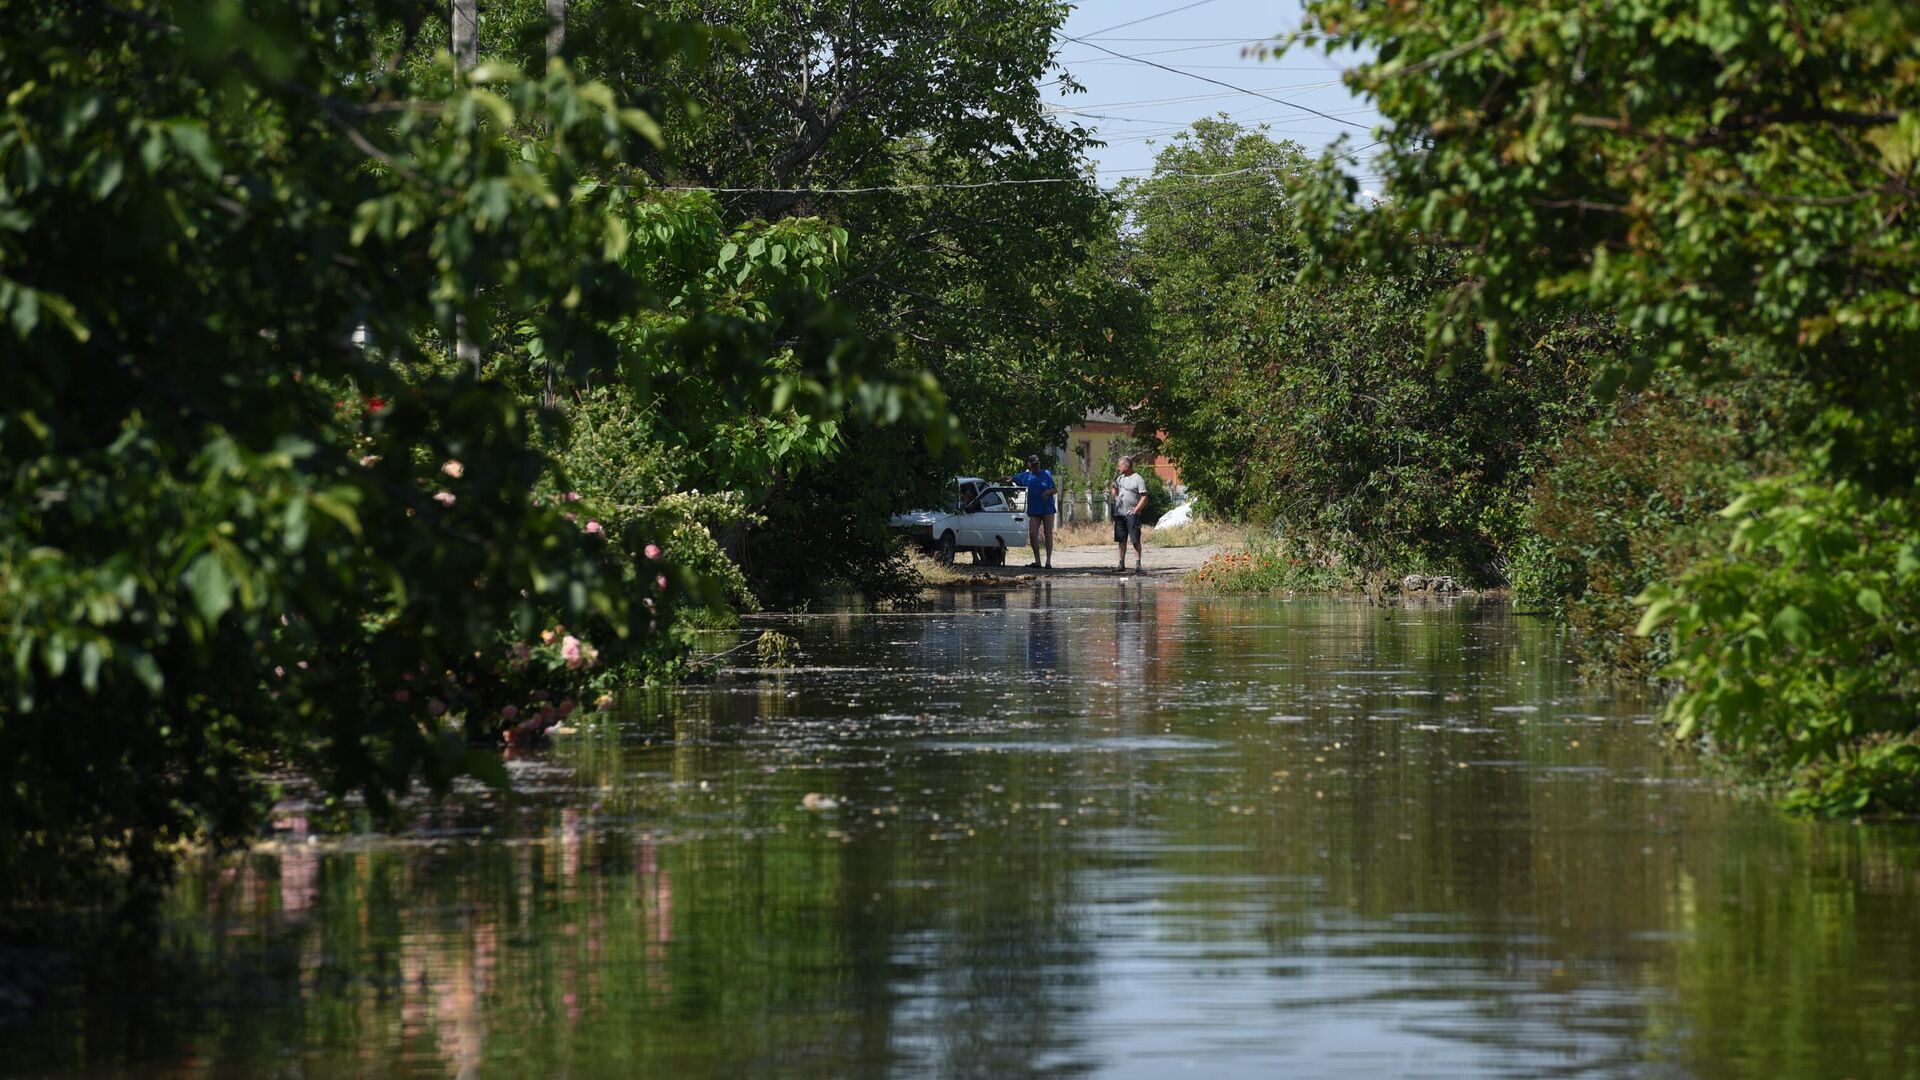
1186, 538, 1345, 594
1512, 380, 1770, 673
551, 388, 758, 615
1640, 476, 1920, 816
1114, 121, 1607, 588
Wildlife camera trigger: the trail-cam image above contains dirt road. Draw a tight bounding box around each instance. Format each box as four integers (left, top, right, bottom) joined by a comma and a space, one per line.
950, 540, 1223, 582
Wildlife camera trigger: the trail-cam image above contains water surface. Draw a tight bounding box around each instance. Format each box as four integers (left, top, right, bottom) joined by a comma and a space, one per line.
13, 585, 1919, 1077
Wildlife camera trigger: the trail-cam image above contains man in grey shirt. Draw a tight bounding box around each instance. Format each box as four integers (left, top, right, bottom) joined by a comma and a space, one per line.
1109, 455, 1148, 572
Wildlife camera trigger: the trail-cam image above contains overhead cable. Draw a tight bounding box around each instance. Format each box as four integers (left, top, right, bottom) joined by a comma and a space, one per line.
654, 163, 1308, 197
1053, 32, 1373, 132
1055, 40, 1284, 62
1079, 0, 1229, 39
1046, 80, 1344, 112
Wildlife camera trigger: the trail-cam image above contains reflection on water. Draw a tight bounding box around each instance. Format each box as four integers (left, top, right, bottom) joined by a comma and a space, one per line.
12, 586, 1920, 1078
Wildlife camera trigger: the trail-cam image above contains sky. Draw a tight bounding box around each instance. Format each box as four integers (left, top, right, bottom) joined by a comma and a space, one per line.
1044, 0, 1384, 188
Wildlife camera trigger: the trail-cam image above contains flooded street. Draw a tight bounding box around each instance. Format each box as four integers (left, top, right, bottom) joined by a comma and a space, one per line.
14, 583, 1919, 1078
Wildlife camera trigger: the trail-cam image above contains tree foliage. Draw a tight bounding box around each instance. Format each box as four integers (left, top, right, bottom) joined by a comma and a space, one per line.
1291, 0, 1920, 809
0, 0, 934, 909
1118, 120, 1602, 586
492, 0, 1146, 541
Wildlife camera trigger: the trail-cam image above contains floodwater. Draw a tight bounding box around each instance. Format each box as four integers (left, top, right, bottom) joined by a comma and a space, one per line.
11, 584, 1920, 1078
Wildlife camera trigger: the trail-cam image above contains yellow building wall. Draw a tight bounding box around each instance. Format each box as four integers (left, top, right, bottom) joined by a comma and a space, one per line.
1061, 427, 1127, 491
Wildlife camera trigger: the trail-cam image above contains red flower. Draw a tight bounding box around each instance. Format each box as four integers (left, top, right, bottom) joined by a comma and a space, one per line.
366, 396, 387, 414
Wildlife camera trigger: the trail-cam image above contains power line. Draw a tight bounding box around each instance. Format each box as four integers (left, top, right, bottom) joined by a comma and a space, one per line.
1048, 80, 1344, 112
1073, 60, 1336, 71
1055, 40, 1278, 62
1096, 121, 1372, 146
653, 163, 1305, 197
1080, 0, 1229, 39
1068, 36, 1273, 42
1053, 32, 1373, 132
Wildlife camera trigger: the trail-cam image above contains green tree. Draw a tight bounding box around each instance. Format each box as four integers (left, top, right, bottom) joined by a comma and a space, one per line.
485, 0, 1147, 597
1289, 0, 1920, 809
0, 0, 932, 912
1118, 119, 1602, 586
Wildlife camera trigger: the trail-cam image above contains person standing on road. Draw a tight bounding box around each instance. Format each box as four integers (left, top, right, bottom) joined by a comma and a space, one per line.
1011, 454, 1057, 569
1109, 456, 1148, 573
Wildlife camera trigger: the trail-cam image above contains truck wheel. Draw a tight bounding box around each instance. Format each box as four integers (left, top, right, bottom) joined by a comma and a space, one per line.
937, 531, 957, 566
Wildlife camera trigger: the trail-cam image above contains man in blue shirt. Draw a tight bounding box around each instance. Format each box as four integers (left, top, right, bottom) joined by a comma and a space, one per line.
1010, 454, 1057, 569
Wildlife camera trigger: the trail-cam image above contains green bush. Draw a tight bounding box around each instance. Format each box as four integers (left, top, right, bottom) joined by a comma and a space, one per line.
1113, 121, 1606, 587
1142, 471, 1173, 526
745, 425, 928, 607
552, 388, 758, 616
1285, 0, 1920, 815
1512, 379, 1775, 674
0, 2, 939, 916
1186, 538, 1344, 593
1640, 476, 1920, 816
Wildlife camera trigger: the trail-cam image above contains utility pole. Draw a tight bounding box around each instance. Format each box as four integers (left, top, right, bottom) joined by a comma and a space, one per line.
543, 0, 566, 407
451, 0, 478, 70
546, 0, 566, 58
451, 0, 481, 378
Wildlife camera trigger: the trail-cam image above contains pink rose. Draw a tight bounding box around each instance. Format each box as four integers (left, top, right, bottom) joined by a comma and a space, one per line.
501, 704, 519, 721
540, 629, 556, 644
557, 698, 576, 719
585, 520, 603, 535
433, 491, 456, 507
440, 459, 464, 479
427, 699, 447, 717
656, 574, 669, 590
561, 512, 576, 523
564, 491, 581, 502
393, 688, 410, 703
561, 635, 583, 669
595, 692, 615, 712
644, 543, 661, 559
274, 666, 286, 678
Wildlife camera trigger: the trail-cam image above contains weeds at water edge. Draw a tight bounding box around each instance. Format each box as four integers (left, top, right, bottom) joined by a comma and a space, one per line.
906, 548, 968, 587
1187, 539, 1348, 593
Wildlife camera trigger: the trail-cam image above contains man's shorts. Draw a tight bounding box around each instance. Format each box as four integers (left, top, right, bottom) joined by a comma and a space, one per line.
1113, 512, 1142, 544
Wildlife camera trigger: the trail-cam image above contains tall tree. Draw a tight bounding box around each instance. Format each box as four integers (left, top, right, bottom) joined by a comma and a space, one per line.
471, 0, 1143, 599
0, 0, 934, 911
1118, 119, 1602, 583
496, 0, 1139, 456
1289, 0, 1920, 810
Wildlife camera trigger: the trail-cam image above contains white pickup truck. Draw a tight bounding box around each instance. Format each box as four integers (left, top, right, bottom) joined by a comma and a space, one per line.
889, 477, 1028, 566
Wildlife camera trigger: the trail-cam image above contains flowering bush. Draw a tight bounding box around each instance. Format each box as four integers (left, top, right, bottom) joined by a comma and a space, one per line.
543, 388, 761, 613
